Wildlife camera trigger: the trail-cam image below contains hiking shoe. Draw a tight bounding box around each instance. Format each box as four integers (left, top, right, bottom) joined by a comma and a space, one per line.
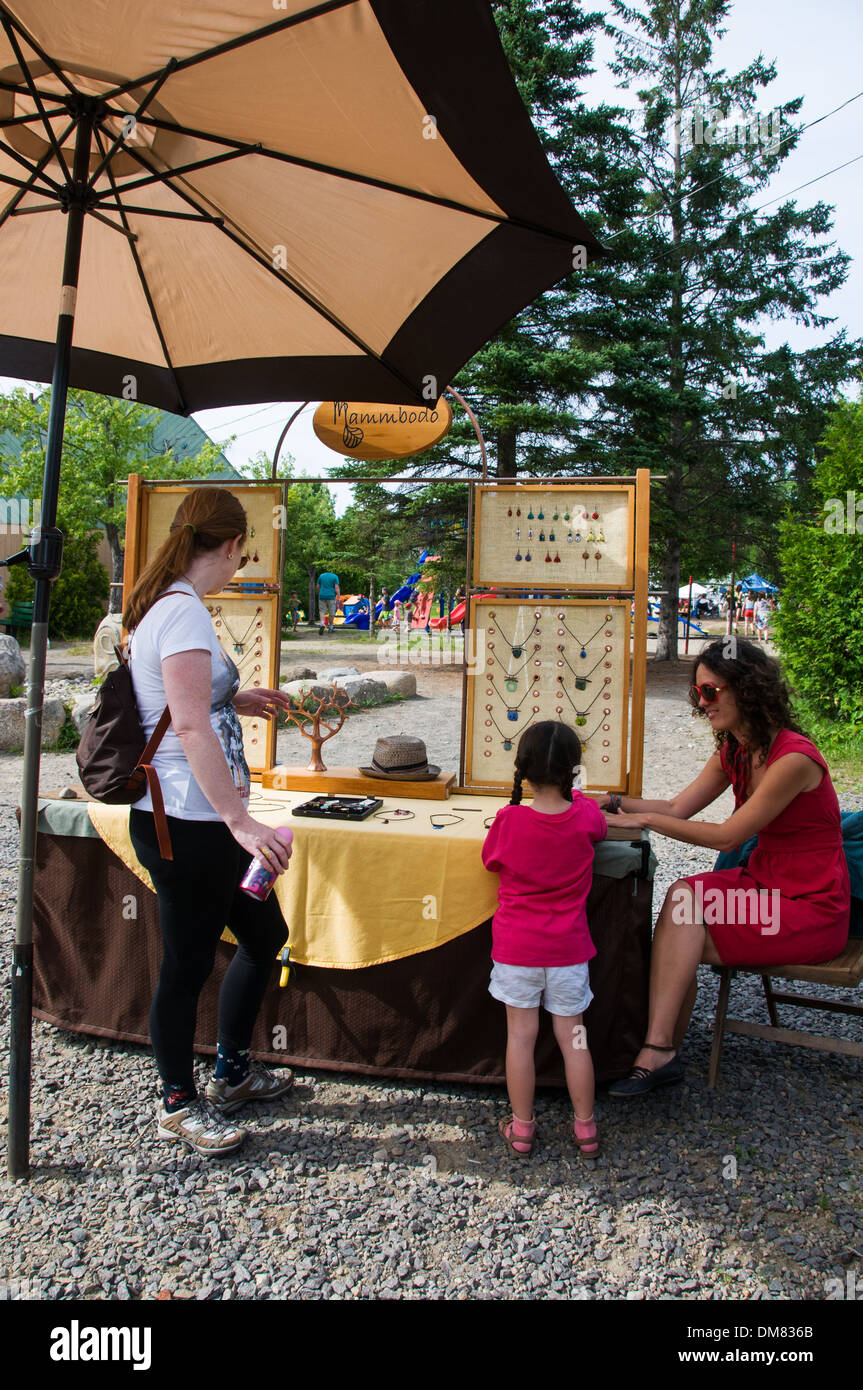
206, 1066, 294, 1115
156, 1096, 247, 1157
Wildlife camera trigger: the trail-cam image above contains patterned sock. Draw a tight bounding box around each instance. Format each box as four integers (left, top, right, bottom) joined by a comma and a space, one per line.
162, 1082, 196, 1113
214, 1042, 251, 1085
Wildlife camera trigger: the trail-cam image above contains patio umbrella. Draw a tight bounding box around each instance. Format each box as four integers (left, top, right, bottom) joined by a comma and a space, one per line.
0, 0, 607, 1175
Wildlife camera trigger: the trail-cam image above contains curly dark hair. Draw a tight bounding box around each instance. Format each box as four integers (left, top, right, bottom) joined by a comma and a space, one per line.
510, 720, 582, 805
690, 639, 805, 763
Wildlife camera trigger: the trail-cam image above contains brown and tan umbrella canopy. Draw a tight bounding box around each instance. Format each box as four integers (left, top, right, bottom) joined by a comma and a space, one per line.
0, 0, 604, 410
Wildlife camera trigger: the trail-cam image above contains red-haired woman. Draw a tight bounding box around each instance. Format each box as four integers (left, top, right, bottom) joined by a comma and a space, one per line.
124, 488, 294, 1155
598, 639, 849, 1097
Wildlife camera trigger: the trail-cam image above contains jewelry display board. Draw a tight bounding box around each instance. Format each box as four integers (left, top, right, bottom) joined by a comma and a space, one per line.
123, 477, 285, 778
464, 598, 630, 793
473, 484, 634, 591
206, 594, 280, 776
140, 483, 282, 584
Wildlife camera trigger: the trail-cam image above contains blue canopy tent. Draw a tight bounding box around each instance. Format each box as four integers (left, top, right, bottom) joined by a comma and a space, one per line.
740, 573, 779, 593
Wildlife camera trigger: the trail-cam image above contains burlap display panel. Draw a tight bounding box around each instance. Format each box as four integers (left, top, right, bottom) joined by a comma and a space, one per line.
32, 833, 651, 1085
141, 485, 281, 583
473, 485, 634, 591
465, 598, 630, 792
205, 594, 279, 775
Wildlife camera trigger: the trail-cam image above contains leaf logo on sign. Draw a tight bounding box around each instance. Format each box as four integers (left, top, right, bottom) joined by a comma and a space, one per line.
343, 424, 364, 449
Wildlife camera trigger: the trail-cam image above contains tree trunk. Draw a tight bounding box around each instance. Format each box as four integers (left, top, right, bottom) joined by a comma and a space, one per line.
496, 427, 517, 478
104, 522, 123, 615
655, 519, 681, 662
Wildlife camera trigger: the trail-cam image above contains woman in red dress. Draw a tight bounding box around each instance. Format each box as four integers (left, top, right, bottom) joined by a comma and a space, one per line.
599, 639, 850, 1097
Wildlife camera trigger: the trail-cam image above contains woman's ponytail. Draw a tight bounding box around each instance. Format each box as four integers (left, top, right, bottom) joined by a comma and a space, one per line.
123, 488, 247, 630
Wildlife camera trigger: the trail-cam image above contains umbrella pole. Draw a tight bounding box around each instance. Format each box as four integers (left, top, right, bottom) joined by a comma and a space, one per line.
7, 112, 92, 1180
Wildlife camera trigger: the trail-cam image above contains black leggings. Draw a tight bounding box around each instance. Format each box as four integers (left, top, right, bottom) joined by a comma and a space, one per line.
130, 810, 288, 1092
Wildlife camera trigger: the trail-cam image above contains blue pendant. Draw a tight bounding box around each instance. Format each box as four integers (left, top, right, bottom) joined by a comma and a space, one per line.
507, 709, 518, 721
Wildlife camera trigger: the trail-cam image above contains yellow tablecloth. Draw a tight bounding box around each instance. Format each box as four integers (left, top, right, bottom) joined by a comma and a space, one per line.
88, 788, 502, 969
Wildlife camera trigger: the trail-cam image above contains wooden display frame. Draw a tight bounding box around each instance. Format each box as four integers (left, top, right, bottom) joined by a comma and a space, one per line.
123, 476, 285, 778
472, 483, 635, 592
464, 597, 630, 793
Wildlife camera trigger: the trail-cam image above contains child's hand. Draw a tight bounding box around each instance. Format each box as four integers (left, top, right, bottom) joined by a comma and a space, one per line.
603, 810, 646, 828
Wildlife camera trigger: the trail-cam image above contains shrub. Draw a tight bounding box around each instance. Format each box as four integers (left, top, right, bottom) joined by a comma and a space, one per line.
5, 531, 109, 640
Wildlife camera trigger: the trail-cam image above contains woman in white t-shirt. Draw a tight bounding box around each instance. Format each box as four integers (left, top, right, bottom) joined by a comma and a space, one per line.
124, 488, 295, 1158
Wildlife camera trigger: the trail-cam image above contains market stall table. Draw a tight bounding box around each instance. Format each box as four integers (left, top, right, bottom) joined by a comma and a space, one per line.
31, 789, 655, 1086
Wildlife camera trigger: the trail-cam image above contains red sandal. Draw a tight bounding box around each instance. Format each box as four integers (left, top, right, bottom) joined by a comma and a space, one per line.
499, 1115, 535, 1157
573, 1114, 599, 1158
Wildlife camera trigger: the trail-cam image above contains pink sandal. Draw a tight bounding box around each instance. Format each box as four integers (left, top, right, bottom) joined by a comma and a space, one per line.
499, 1115, 535, 1157
574, 1114, 599, 1158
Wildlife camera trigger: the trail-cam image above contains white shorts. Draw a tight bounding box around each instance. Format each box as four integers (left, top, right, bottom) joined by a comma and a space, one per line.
489, 961, 593, 1016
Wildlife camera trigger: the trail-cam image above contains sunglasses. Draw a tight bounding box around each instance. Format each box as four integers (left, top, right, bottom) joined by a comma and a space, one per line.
690, 682, 727, 704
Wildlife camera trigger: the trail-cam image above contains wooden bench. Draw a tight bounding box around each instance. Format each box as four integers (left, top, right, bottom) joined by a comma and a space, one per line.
708, 938, 863, 1087
1, 599, 34, 638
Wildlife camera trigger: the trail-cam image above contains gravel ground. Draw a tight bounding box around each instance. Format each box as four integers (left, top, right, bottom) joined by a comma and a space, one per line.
0, 638, 861, 1302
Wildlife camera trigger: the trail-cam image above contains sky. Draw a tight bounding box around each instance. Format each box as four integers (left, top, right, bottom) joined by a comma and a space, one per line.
2, 0, 861, 503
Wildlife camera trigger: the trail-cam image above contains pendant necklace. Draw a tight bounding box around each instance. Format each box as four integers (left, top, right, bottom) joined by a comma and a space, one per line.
212, 605, 263, 655
488, 673, 539, 720
555, 612, 612, 656
488, 610, 540, 659
482, 707, 521, 750
556, 646, 606, 689
555, 677, 607, 726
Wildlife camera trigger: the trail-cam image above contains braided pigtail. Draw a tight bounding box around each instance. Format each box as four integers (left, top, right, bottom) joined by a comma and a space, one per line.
510, 768, 524, 805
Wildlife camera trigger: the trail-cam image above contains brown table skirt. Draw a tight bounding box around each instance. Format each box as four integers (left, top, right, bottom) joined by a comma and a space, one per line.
32, 832, 652, 1086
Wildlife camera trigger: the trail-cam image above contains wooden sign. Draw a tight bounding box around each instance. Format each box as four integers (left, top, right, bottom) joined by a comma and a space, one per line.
313, 398, 452, 459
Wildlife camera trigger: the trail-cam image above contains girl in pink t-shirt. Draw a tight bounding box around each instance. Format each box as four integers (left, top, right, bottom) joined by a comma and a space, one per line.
482, 721, 607, 1160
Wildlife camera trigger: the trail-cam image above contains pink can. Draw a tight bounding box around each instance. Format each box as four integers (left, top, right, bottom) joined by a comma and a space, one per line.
240, 826, 294, 901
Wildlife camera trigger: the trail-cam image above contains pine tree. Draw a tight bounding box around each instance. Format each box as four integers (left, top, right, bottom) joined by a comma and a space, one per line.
593, 0, 861, 656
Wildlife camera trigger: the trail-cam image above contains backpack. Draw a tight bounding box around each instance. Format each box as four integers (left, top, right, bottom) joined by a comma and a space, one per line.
76, 591, 185, 860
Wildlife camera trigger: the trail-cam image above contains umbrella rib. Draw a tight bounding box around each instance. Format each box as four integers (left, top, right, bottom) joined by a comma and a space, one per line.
0, 131, 63, 194
0, 2, 78, 97
94, 204, 224, 224
0, 104, 67, 130
115, 139, 424, 400
101, 0, 362, 100
96, 124, 189, 414
101, 108, 583, 247
88, 59, 180, 190
0, 116, 75, 230
93, 145, 261, 201
0, 14, 71, 182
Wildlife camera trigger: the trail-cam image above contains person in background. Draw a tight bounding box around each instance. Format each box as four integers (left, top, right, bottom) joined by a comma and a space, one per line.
754, 594, 772, 643
124, 488, 295, 1157
287, 590, 300, 631
316, 568, 340, 634
742, 590, 756, 637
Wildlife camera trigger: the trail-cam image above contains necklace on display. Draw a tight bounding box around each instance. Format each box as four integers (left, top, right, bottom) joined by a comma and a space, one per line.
488, 674, 540, 719
482, 706, 526, 750
487, 610, 540, 659
555, 612, 612, 657
555, 677, 608, 725
429, 813, 464, 830
212, 605, 263, 655
557, 646, 606, 689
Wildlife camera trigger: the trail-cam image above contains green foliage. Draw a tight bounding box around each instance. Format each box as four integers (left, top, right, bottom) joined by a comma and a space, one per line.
775, 395, 863, 734
5, 532, 109, 639
54, 711, 81, 752
0, 387, 227, 606
245, 451, 341, 616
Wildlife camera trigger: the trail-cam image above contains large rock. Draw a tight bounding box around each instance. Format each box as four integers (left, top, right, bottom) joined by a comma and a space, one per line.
0, 634, 26, 697
371, 669, 417, 697
0, 696, 66, 751
316, 666, 362, 682
72, 694, 98, 734
281, 680, 350, 707
343, 677, 388, 705
281, 664, 317, 684
93, 614, 123, 678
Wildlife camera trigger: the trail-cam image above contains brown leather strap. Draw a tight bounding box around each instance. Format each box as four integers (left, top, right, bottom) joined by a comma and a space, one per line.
141, 763, 173, 861
140, 705, 172, 764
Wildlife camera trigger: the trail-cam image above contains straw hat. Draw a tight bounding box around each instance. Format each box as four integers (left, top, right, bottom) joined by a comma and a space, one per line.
360, 735, 441, 781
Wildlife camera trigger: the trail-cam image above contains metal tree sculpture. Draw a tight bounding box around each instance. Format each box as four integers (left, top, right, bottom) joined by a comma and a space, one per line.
282, 682, 357, 772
